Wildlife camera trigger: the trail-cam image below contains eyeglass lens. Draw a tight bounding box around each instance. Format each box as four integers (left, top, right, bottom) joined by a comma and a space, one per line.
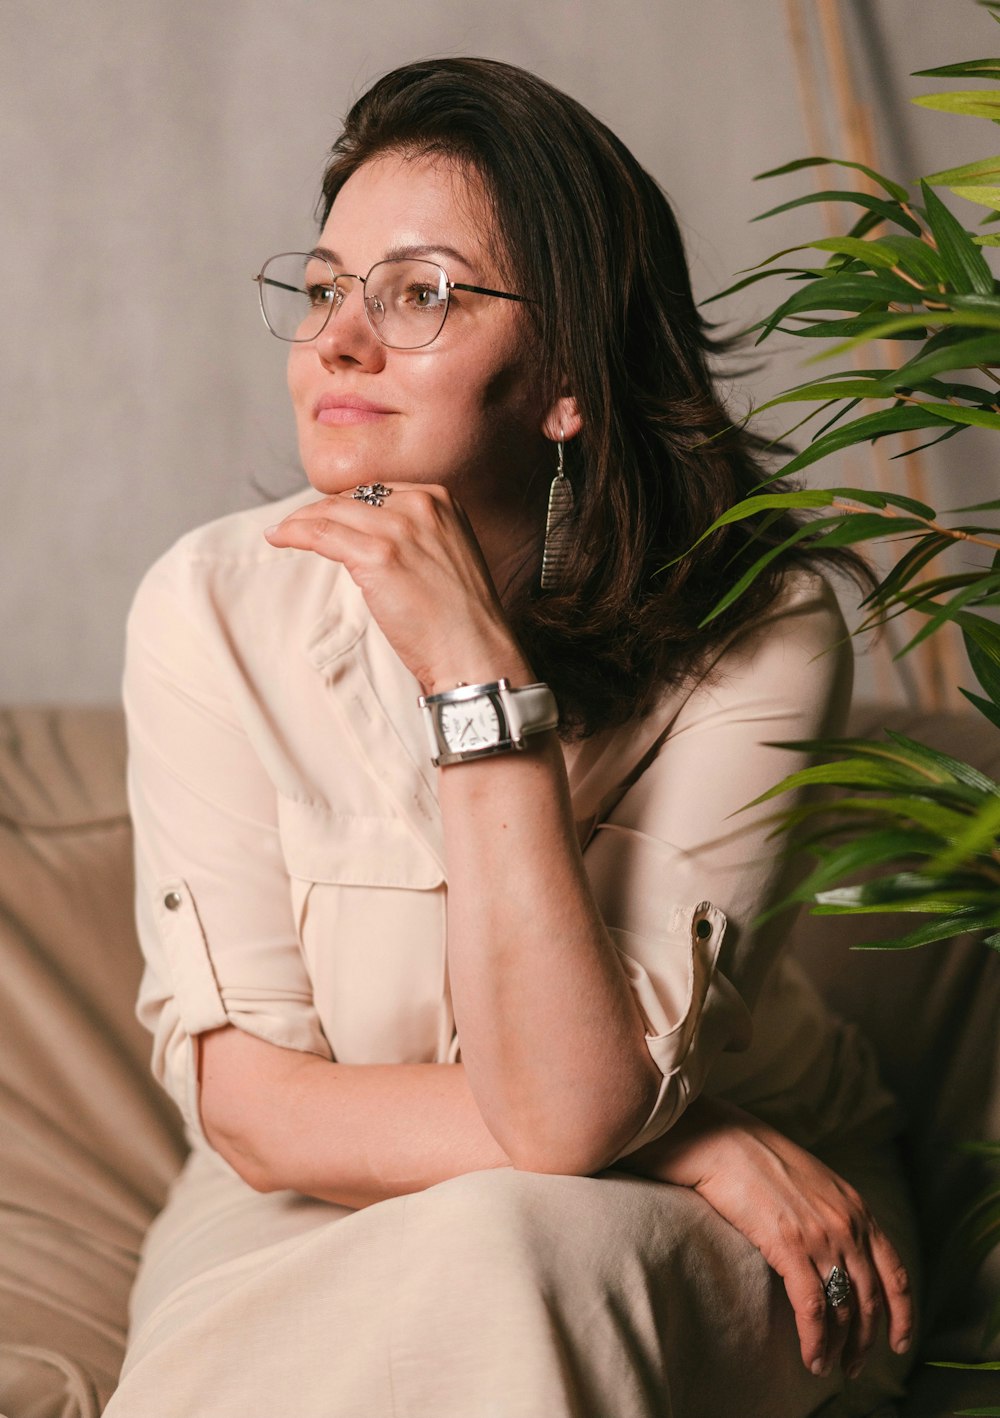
257, 253, 451, 349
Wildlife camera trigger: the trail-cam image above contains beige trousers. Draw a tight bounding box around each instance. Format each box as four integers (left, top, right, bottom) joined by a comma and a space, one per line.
105, 1142, 916, 1418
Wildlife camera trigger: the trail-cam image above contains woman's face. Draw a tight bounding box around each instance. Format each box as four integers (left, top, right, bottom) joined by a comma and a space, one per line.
287, 151, 555, 528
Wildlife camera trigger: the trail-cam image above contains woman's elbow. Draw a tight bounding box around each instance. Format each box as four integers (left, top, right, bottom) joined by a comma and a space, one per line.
200, 1101, 276, 1191
196, 1026, 282, 1192
505, 1075, 662, 1177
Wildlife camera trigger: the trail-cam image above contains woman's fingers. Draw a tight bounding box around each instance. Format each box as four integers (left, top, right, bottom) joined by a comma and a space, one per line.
774, 1253, 832, 1375
869, 1225, 914, 1358
262, 484, 525, 693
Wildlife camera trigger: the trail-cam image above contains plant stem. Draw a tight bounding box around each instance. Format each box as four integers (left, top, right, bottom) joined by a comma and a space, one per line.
829, 498, 1000, 552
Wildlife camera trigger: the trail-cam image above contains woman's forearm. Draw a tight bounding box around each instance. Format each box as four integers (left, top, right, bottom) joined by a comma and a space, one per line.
437, 728, 661, 1174
198, 1028, 511, 1206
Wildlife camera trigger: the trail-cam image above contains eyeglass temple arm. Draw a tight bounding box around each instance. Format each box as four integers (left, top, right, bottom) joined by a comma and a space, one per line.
451, 283, 534, 303
253, 274, 305, 295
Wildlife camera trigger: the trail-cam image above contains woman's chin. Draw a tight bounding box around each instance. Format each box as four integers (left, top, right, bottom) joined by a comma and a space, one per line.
299, 446, 381, 498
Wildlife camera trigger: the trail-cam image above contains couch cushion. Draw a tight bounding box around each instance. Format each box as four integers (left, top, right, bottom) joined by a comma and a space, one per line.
0, 707, 186, 1416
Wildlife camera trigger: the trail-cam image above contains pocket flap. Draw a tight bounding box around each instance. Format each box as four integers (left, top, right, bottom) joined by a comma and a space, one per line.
277, 796, 444, 890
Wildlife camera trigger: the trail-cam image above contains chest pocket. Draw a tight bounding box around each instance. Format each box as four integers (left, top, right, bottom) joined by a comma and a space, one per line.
276, 795, 450, 1066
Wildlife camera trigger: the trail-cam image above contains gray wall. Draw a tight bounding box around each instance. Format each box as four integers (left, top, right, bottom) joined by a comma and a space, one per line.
2, 0, 994, 703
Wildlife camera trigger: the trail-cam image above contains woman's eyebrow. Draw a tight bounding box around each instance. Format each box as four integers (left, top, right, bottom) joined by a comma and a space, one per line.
310, 243, 479, 273
383, 242, 478, 271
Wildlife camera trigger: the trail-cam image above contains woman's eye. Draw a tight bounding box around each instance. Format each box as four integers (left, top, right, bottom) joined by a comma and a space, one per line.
305, 284, 337, 308
405, 284, 443, 310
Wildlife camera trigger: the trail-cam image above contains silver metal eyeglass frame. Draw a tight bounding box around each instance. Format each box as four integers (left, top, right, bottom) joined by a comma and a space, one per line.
252, 251, 533, 350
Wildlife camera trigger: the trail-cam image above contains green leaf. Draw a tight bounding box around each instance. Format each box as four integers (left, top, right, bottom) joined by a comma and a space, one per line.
816, 876, 1000, 911
929, 1361, 1000, 1371
889, 423, 964, 458
871, 234, 951, 284
753, 273, 924, 344
952, 185, 1000, 212
777, 407, 951, 479
701, 267, 820, 307
965, 624, 1000, 704
892, 334, 1000, 385
806, 237, 904, 270
976, 233, 1000, 245
865, 533, 956, 607
920, 182, 996, 295
754, 156, 909, 203
960, 686, 1000, 731
931, 794, 1000, 873
749, 759, 951, 804
697, 522, 830, 624
752, 189, 923, 238
758, 378, 910, 406
826, 486, 937, 518
884, 729, 1000, 796
805, 793, 974, 838
913, 89, 1000, 119
914, 57, 1000, 80
924, 155, 1000, 186
902, 403, 1000, 432
850, 907, 1000, 950
795, 313, 932, 343
824, 309, 1000, 358
898, 574, 1000, 657
763, 733, 999, 796
735, 241, 902, 278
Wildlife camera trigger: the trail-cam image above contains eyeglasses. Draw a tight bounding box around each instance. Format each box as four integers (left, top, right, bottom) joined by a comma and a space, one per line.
253, 251, 532, 350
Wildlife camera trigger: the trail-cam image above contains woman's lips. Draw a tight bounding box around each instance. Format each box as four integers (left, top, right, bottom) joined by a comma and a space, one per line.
314, 394, 396, 426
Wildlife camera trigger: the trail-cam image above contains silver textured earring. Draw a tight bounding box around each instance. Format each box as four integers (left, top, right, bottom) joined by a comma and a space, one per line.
540, 430, 574, 590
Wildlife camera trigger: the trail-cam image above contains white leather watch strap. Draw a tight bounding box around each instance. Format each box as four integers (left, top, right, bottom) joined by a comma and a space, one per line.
500, 681, 559, 742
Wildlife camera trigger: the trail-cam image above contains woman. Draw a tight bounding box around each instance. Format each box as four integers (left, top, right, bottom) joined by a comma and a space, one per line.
106, 58, 915, 1417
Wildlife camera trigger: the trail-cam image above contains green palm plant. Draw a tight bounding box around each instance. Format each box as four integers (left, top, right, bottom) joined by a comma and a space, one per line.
700, 4, 1000, 950
696, 0, 1000, 1377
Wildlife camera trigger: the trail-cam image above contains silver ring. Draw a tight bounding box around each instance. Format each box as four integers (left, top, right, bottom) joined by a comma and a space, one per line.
352, 483, 392, 508
824, 1265, 851, 1309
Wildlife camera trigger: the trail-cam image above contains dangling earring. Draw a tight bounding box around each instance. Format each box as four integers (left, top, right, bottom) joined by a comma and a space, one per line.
540, 429, 574, 590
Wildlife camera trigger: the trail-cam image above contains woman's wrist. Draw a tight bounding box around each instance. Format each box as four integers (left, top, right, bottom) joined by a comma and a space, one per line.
618, 1095, 766, 1189
419, 645, 536, 699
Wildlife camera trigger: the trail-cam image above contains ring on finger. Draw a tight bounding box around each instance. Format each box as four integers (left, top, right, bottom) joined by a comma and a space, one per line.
824, 1265, 852, 1309
352, 483, 392, 508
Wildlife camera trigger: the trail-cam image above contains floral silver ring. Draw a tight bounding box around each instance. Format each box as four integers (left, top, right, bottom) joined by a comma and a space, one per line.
352, 483, 392, 508
824, 1265, 852, 1309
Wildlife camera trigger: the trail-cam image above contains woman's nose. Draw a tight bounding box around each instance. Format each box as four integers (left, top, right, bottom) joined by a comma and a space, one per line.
314, 284, 385, 370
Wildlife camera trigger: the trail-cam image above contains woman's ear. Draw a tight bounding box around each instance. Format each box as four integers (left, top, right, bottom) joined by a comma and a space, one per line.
542, 395, 582, 443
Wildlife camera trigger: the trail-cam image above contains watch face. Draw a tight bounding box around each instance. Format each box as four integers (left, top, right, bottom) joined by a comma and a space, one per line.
439, 694, 502, 753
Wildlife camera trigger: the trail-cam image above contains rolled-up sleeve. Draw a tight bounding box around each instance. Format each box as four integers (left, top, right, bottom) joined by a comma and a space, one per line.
585, 574, 853, 1152
123, 551, 332, 1147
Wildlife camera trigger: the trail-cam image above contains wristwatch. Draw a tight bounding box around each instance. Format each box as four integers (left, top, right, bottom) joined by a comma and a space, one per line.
418, 679, 559, 767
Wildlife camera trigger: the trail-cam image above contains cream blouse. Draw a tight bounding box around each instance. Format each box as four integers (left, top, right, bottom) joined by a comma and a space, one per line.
124, 490, 894, 1166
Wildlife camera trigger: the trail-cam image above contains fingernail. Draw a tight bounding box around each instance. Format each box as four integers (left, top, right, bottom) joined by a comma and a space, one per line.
847, 1361, 863, 1380
893, 1335, 911, 1355
811, 1359, 829, 1378
263, 524, 279, 538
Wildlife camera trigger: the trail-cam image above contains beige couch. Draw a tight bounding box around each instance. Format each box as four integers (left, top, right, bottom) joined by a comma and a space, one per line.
0, 703, 997, 1418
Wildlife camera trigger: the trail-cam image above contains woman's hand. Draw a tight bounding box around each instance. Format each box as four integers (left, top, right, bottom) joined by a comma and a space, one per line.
618, 1097, 913, 1381
264, 485, 531, 693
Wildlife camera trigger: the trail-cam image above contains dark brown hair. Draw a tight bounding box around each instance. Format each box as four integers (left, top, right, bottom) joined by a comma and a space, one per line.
319, 57, 863, 738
